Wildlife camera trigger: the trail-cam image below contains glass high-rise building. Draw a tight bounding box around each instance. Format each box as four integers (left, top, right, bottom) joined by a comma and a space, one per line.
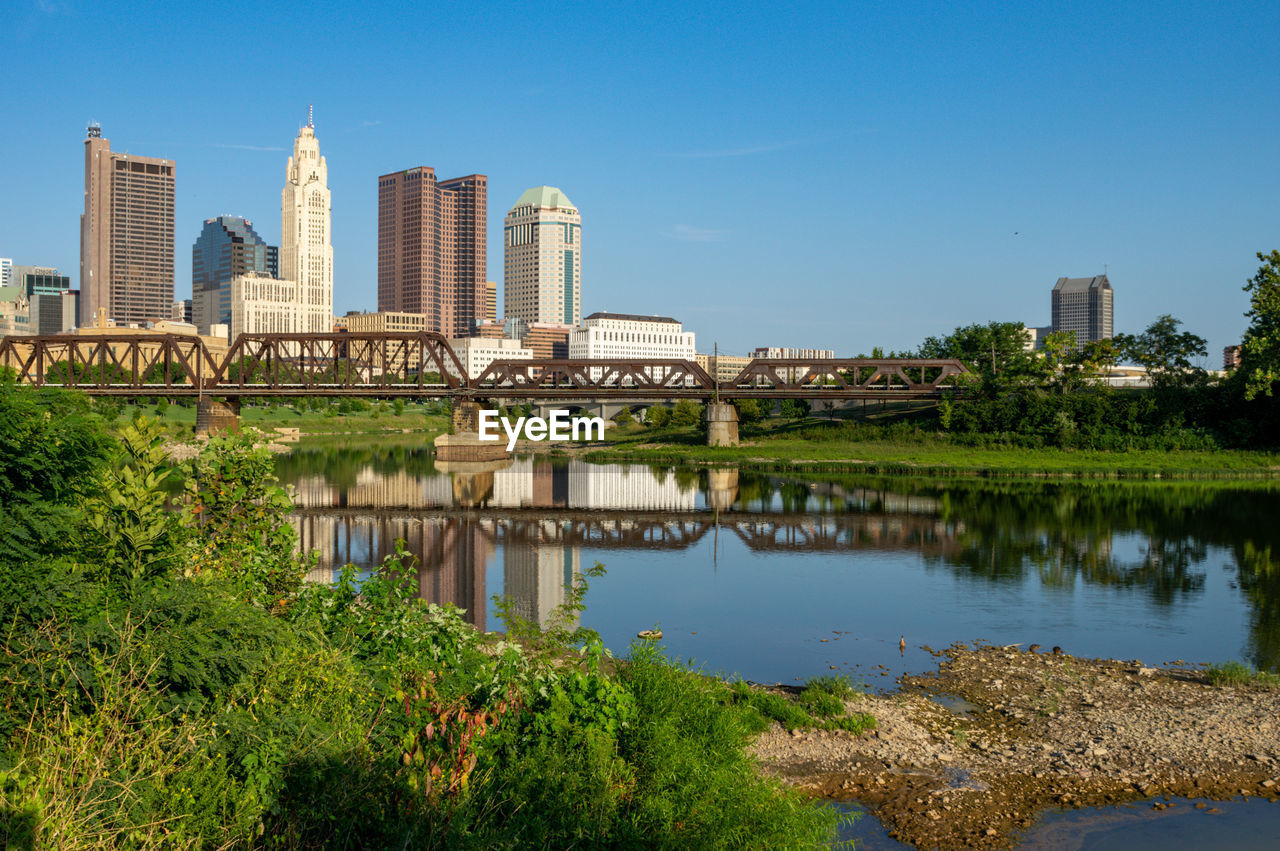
191, 216, 278, 334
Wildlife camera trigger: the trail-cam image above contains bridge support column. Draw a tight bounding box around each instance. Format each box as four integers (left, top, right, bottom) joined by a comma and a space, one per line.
434, 400, 509, 461
705, 402, 739, 447
195, 398, 240, 435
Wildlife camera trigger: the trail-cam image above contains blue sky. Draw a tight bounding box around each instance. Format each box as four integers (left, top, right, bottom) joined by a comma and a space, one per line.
4, 0, 1278, 358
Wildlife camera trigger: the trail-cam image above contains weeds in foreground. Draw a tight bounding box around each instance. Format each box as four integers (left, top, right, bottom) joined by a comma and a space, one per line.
729, 676, 875, 735
1206, 661, 1280, 688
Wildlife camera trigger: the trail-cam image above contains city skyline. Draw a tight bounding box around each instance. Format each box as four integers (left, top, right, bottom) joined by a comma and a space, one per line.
4, 1, 1278, 358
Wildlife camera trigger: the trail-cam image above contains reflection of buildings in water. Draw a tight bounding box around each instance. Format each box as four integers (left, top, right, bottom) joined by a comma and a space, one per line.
290, 458, 698, 512
503, 542, 582, 627
296, 514, 488, 630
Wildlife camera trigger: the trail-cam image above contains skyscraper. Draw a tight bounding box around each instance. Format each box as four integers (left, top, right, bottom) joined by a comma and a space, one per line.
80, 124, 175, 327
192, 216, 277, 334
280, 109, 333, 333
503, 186, 581, 326
1050, 275, 1113, 350
377, 167, 487, 337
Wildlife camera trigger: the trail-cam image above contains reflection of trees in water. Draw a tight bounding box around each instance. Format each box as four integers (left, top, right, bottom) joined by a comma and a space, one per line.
276, 443, 441, 491
1231, 540, 1280, 671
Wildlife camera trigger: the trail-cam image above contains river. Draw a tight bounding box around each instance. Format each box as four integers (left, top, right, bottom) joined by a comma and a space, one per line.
275, 439, 1280, 847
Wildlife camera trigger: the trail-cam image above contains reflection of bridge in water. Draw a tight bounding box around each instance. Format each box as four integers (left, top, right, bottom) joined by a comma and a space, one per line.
294, 508, 965, 556
286, 457, 964, 632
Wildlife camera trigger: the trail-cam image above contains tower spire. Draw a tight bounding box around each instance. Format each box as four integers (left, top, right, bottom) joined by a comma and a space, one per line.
307, 104, 314, 129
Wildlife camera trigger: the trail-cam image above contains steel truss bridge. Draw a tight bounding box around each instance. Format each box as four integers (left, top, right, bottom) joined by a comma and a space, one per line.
0, 331, 968, 400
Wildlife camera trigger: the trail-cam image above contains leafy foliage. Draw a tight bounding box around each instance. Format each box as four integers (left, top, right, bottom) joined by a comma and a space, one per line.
1240, 250, 1280, 400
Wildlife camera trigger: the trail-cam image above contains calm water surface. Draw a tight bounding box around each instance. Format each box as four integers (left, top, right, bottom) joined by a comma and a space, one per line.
277, 442, 1280, 683
276, 441, 1280, 848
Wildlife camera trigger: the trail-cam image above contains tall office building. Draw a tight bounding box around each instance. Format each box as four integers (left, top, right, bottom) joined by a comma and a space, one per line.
79, 124, 175, 327
192, 216, 278, 334
377, 167, 487, 337
1050, 275, 1113, 350
503, 186, 581, 326
0, 259, 11, 288
279, 109, 333, 333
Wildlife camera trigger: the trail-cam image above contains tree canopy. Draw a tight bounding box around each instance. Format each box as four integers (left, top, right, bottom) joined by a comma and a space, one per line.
1240, 250, 1280, 400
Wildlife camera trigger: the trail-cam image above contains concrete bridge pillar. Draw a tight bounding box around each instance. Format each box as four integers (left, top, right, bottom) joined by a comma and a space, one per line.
435, 399, 509, 461
195, 398, 240, 435
705, 402, 739, 446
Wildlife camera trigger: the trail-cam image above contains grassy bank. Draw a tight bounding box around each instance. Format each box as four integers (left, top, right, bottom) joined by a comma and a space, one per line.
586, 418, 1280, 478
97, 399, 451, 439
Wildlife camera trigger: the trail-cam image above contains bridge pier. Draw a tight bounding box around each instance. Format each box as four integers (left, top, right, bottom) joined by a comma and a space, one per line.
195, 398, 240, 435
434, 400, 510, 462
705, 402, 739, 446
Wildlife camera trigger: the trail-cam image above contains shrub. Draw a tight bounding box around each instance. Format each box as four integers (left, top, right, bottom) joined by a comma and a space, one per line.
646, 406, 670, 428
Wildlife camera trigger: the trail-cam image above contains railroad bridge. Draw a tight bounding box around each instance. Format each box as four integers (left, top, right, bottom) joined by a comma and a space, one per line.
0, 331, 968, 445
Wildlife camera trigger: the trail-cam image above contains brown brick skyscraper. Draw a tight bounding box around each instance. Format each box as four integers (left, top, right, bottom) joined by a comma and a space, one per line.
377, 167, 486, 337
80, 124, 175, 327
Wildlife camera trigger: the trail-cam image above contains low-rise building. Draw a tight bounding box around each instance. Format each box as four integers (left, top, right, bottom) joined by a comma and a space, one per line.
446, 336, 533, 380
695, 353, 752, 382
228, 272, 330, 340
569, 312, 695, 360
0, 285, 33, 337
520, 321, 573, 359
749, 346, 835, 359
343, 310, 431, 335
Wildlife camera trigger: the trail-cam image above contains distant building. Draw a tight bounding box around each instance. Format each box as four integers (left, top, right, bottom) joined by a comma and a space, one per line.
749, 346, 835, 359
377, 166, 487, 337
228, 272, 325, 340
192, 216, 278, 334
484, 280, 497, 322
503, 186, 581, 326
343, 310, 431, 335
1050, 275, 1113, 350
518, 321, 573, 360
695, 353, 752, 382
80, 124, 175, 327
446, 336, 533, 380
569, 312, 695, 360
1224, 345, 1242, 371
0, 259, 11, 287
172, 299, 193, 324
12, 266, 78, 334
0, 285, 33, 337
473, 319, 508, 340
280, 112, 334, 334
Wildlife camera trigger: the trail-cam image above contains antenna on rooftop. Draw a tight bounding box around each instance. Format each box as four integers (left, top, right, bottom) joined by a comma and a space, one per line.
87, 122, 102, 138
307, 104, 314, 128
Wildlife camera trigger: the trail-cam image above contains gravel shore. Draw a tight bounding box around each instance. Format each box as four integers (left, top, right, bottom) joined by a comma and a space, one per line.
751, 644, 1280, 848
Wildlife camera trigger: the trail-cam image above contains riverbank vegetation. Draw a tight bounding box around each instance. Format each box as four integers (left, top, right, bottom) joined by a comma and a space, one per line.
90, 396, 452, 439
0, 380, 843, 848
594, 252, 1280, 477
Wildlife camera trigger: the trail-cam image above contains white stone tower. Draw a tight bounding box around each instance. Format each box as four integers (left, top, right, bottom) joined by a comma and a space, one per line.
281, 106, 334, 332
503, 186, 581, 326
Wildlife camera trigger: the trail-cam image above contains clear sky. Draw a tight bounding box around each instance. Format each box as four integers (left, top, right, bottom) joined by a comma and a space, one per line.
4, 0, 1277, 359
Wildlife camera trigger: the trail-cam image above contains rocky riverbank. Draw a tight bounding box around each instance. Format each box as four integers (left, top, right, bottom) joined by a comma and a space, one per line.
751, 644, 1280, 848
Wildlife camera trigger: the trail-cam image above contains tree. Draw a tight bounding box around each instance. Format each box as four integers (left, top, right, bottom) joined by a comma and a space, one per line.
1240, 250, 1280, 400
734, 398, 764, 425
670, 399, 703, 428
917, 321, 1038, 384
613, 406, 634, 426
778, 399, 810, 419
1115, 314, 1207, 387
1037, 331, 1077, 389
646, 405, 670, 428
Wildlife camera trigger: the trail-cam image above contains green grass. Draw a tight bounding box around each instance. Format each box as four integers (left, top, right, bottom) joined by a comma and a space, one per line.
1205, 661, 1280, 688
728, 679, 876, 735
103, 400, 450, 439
587, 418, 1280, 479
